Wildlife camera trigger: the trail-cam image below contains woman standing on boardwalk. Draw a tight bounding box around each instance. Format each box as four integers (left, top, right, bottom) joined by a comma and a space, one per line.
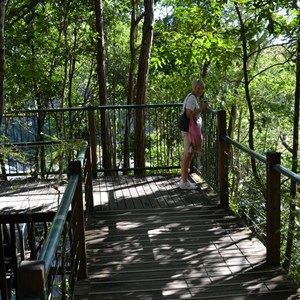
179, 79, 209, 190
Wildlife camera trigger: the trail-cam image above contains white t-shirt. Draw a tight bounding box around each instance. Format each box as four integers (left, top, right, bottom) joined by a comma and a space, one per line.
183, 93, 201, 117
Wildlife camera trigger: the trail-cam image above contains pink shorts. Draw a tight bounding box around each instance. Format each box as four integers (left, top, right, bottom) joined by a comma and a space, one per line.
181, 131, 193, 153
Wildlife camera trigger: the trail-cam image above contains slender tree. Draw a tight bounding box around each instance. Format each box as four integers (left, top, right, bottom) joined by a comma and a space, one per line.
134, 0, 154, 174
0, 0, 6, 126
123, 0, 139, 173
94, 0, 114, 173
234, 2, 262, 188
283, 29, 300, 271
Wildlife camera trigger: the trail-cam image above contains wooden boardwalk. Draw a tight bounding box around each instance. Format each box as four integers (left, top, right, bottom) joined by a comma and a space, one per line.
73, 174, 299, 300
0, 177, 66, 217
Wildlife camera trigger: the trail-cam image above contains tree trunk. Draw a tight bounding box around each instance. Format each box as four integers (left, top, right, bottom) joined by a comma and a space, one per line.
235, 3, 262, 190
0, 0, 7, 126
27, 7, 47, 178
134, 0, 154, 175
94, 0, 114, 174
123, 0, 138, 174
283, 35, 300, 271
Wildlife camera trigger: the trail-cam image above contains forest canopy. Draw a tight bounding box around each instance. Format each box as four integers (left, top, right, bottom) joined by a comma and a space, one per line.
0, 0, 299, 195
0, 0, 300, 282
2, 0, 298, 154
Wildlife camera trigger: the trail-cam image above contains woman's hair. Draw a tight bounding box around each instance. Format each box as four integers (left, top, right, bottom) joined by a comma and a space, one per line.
192, 78, 205, 90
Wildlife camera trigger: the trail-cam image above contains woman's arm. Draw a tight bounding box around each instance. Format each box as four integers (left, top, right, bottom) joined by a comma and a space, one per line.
187, 102, 209, 118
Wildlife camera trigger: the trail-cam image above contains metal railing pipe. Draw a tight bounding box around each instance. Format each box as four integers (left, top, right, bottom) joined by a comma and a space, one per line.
273, 164, 300, 184
223, 135, 267, 163
17, 141, 89, 299
38, 175, 79, 274
76, 141, 89, 165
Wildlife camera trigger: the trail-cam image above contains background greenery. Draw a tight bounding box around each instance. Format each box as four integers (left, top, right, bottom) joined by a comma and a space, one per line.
2, 0, 300, 283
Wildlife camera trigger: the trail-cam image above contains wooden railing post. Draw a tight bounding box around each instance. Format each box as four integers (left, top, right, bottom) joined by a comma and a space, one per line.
88, 107, 98, 178
79, 134, 94, 212
85, 144, 94, 212
0, 224, 9, 300
69, 160, 87, 280
217, 110, 229, 207
17, 260, 46, 300
266, 151, 281, 266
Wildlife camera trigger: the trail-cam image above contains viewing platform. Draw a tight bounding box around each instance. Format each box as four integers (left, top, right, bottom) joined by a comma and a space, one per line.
1, 106, 300, 299
1, 174, 299, 299
72, 174, 299, 300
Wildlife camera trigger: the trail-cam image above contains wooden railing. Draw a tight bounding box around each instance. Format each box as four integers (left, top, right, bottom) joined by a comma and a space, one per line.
0, 108, 88, 177
193, 110, 300, 277
1, 105, 300, 288
0, 140, 93, 300
17, 140, 93, 299
1, 105, 184, 177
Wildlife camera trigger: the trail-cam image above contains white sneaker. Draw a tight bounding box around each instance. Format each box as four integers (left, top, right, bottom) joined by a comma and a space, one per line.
179, 180, 198, 190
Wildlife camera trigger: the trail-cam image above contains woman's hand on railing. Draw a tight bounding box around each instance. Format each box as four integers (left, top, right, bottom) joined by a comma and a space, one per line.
201, 101, 209, 111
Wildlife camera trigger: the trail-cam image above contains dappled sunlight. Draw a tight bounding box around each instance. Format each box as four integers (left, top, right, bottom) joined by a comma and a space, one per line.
141, 213, 275, 298
0, 178, 64, 214
116, 221, 143, 230
72, 175, 299, 299
148, 226, 168, 236
164, 222, 182, 230
162, 281, 191, 298
163, 279, 189, 290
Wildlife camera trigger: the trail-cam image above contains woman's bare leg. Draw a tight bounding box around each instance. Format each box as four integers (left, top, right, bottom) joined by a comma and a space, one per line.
181, 151, 193, 182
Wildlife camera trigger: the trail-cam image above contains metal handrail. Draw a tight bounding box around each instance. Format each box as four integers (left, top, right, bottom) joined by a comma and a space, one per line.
39, 140, 88, 275
17, 141, 89, 299
3, 103, 183, 115
273, 164, 300, 184
76, 141, 89, 163
223, 135, 267, 164
1, 104, 185, 176
224, 135, 300, 184
0, 140, 81, 147
191, 109, 300, 270
38, 175, 78, 274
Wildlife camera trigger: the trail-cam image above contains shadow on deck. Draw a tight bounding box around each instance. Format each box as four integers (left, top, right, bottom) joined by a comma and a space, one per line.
73, 174, 299, 300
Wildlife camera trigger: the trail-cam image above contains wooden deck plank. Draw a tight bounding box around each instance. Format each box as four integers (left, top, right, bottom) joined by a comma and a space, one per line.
73, 176, 299, 299
120, 176, 136, 209
92, 174, 219, 211
0, 178, 66, 215
144, 175, 171, 208
143, 176, 170, 209
1, 174, 298, 299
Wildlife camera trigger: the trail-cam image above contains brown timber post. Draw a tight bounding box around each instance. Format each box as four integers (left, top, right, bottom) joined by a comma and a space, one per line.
88, 107, 98, 178
85, 143, 94, 212
217, 110, 229, 208
266, 151, 281, 266
17, 260, 46, 300
69, 160, 88, 280
0, 224, 9, 300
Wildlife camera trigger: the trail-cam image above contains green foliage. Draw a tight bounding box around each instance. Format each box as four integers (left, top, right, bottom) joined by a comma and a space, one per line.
146, 106, 181, 168
2, 0, 300, 284
5, 0, 97, 110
